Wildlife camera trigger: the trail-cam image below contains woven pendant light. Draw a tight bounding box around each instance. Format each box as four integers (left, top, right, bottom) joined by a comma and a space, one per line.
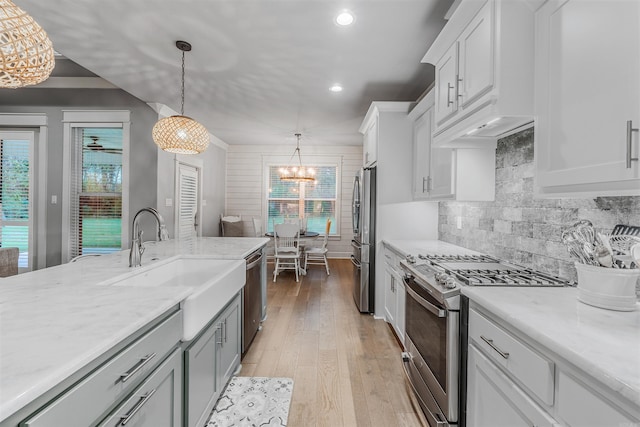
152, 41, 209, 154
0, 0, 55, 88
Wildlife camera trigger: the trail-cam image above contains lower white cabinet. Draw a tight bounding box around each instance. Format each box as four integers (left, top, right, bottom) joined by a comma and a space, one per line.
467, 305, 640, 427
184, 293, 241, 427
98, 348, 182, 427
383, 244, 406, 345
467, 345, 558, 427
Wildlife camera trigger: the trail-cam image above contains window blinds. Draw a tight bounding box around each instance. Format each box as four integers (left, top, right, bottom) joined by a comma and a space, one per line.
0, 137, 30, 268
69, 127, 123, 257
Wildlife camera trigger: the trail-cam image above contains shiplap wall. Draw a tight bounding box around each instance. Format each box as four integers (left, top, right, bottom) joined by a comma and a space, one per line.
226, 144, 362, 258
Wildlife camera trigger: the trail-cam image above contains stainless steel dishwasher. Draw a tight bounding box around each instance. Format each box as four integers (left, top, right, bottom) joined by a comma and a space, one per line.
243, 247, 265, 355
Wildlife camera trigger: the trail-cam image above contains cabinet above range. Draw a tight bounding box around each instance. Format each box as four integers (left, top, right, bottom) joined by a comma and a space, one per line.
422, 0, 535, 146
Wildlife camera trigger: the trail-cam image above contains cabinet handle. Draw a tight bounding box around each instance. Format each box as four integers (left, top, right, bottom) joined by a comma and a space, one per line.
216, 324, 223, 345
422, 177, 428, 193
119, 389, 157, 425
224, 319, 228, 343
119, 353, 156, 383
447, 83, 454, 107
627, 120, 639, 168
480, 336, 510, 359
457, 75, 463, 99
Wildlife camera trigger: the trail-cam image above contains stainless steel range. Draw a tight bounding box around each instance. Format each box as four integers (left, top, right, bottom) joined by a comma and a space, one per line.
400, 253, 570, 427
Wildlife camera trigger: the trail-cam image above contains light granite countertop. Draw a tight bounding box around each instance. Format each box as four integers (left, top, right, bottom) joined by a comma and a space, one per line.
383, 239, 640, 410
0, 237, 268, 423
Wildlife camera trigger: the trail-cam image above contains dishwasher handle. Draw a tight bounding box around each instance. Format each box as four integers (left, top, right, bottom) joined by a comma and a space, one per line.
246, 250, 264, 270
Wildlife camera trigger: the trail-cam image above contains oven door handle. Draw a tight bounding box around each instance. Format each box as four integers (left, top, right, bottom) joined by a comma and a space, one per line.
405, 283, 447, 318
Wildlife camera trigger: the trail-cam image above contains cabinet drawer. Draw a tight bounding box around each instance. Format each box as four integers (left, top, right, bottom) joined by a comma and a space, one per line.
557, 371, 638, 427
98, 348, 182, 427
469, 308, 554, 405
23, 310, 182, 427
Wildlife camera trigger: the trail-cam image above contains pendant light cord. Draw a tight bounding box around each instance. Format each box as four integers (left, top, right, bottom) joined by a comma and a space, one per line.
180, 51, 185, 116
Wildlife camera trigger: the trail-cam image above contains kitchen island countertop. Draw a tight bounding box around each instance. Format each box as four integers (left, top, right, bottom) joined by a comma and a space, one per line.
0, 237, 268, 423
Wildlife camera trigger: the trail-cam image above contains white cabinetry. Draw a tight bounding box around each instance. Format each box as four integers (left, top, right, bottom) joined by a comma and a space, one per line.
534, 0, 640, 197
383, 243, 406, 345
423, 0, 535, 145
359, 102, 414, 204
362, 119, 378, 167
411, 89, 496, 201
467, 305, 640, 427
467, 345, 558, 427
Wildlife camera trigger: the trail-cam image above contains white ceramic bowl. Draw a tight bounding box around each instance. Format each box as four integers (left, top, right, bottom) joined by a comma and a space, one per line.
575, 263, 640, 311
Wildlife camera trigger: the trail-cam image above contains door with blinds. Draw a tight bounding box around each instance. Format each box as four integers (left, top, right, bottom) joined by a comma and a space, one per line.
0, 131, 34, 272
176, 163, 200, 240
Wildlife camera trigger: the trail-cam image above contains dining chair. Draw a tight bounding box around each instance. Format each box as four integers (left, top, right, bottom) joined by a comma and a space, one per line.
221, 214, 243, 237
273, 222, 300, 282
303, 219, 331, 275
252, 218, 263, 237
0, 247, 19, 277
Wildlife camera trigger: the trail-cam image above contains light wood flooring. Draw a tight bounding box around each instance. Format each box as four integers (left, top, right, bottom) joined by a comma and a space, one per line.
239, 259, 425, 427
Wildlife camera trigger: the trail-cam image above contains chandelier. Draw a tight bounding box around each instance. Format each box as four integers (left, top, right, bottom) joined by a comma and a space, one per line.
152, 41, 209, 154
0, 0, 55, 88
280, 133, 315, 182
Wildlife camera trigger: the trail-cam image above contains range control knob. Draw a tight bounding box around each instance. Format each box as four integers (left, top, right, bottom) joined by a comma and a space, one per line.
435, 272, 450, 284
443, 277, 457, 289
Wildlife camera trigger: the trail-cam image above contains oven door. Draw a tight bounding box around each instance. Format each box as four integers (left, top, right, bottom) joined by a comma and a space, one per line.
403, 276, 459, 425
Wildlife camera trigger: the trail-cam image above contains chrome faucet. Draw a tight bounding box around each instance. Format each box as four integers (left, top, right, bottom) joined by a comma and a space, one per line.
129, 207, 169, 267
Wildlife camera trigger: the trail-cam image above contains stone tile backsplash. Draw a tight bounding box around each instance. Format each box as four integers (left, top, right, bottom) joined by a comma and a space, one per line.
438, 128, 640, 281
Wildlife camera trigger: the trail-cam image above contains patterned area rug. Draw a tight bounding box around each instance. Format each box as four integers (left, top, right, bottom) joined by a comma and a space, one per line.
207, 377, 294, 427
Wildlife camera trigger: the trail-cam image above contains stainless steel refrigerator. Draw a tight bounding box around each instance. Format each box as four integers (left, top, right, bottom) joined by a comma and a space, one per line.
351, 166, 376, 313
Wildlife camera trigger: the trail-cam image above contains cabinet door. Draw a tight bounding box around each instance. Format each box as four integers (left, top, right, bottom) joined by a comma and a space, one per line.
429, 147, 454, 199
536, 0, 640, 190
185, 320, 220, 427
363, 119, 378, 166
435, 43, 459, 125
218, 297, 241, 390
99, 349, 182, 427
383, 267, 396, 325
413, 109, 432, 199
467, 345, 558, 427
458, 0, 494, 108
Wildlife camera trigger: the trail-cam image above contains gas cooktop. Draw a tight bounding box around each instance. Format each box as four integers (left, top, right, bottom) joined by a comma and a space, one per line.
406, 254, 570, 287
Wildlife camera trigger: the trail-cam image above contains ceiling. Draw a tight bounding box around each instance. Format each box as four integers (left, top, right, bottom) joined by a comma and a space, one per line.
15, 0, 451, 146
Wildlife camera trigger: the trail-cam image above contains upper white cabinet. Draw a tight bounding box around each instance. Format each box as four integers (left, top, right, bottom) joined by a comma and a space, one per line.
423, 0, 535, 146
534, 0, 640, 197
362, 118, 378, 167
359, 102, 414, 204
411, 89, 496, 201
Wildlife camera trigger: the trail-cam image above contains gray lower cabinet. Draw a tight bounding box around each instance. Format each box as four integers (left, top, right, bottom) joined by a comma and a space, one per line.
98, 348, 182, 427
19, 309, 182, 427
184, 293, 241, 427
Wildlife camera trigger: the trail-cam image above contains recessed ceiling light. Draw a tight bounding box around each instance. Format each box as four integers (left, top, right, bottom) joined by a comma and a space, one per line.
335, 10, 355, 26
330, 84, 343, 92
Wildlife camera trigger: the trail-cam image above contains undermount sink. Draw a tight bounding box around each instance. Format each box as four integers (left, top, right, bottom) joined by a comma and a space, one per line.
103, 257, 246, 341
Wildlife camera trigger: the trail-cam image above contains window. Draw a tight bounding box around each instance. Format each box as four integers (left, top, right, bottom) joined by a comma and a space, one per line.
62, 110, 130, 262
267, 165, 338, 235
0, 131, 34, 271
70, 127, 123, 257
